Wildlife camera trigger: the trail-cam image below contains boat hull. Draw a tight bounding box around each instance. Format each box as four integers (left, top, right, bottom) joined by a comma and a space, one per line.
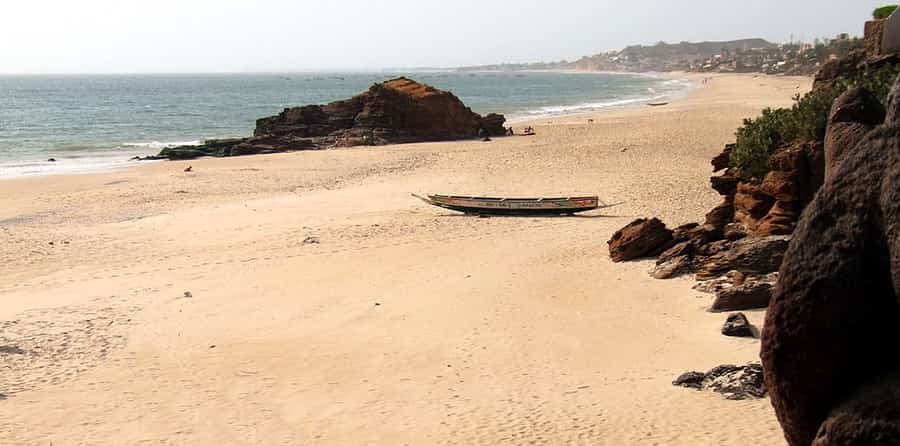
415, 194, 600, 215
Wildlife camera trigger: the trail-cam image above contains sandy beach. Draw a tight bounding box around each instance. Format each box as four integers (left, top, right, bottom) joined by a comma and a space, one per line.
0, 73, 810, 445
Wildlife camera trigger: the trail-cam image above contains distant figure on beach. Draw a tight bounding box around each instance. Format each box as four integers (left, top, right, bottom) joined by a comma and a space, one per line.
184, 166, 193, 172
506, 127, 515, 136
524, 126, 535, 136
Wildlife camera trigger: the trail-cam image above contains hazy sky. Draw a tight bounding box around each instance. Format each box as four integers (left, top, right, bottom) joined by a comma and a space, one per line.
0, 0, 887, 73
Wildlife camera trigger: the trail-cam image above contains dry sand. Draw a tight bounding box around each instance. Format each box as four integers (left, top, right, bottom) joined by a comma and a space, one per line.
0, 73, 810, 445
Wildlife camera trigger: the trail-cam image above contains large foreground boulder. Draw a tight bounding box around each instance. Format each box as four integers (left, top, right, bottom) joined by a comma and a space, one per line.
607, 218, 673, 262
824, 87, 885, 182
812, 368, 900, 446
761, 78, 900, 446
156, 77, 506, 160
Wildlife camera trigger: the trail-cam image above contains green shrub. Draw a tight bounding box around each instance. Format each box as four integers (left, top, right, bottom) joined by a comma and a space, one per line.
732, 108, 795, 178
874, 5, 898, 20
729, 62, 900, 179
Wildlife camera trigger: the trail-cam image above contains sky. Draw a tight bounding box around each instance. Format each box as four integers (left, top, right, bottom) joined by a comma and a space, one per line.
0, 0, 887, 73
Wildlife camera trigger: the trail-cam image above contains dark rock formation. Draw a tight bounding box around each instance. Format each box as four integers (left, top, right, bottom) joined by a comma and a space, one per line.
156, 78, 506, 160
673, 363, 766, 400
711, 282, 772, 312
672, 371, 706, 389
651, 241, 696, 279
478, 113, 508, 137
824, 88, 886, 182
704, 199, 735, 236
812, 368, 900, 446
696, 235, 790, 280
650, 255, 694, 280
710, 173, 740, 196
761, 77, 900, 446
607, 218, 673, 262
721, 313, 755, 337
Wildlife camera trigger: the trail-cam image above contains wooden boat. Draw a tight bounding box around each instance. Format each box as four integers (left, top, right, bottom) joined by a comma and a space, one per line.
412, 194, 614, 215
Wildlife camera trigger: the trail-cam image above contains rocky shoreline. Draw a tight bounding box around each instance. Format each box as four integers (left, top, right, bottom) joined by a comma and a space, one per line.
147, 77, 507, 161
608, 22, 900, 446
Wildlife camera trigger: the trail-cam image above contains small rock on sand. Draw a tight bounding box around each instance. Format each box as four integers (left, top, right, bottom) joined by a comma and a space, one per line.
722, 313, 755, 337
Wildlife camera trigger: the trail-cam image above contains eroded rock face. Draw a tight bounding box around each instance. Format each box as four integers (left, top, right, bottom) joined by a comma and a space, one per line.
157, 78, 506, 160
733, 182, 775, 234
761, 78, 900, 446
607, 218, 673, 262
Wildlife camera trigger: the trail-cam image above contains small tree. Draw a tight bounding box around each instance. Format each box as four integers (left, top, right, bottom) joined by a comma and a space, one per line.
874, 5, 898, 20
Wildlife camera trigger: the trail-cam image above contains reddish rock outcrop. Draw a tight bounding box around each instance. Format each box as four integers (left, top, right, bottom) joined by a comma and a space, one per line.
732, 182, 775, 235
761, 79, 900, 446
255, 77, 490, 145
158, 77, 506, 160
607, 218, 673, 262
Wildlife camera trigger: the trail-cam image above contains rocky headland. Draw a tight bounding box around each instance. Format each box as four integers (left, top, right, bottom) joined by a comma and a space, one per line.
155, 77, 506, 160
608, 15, 900, 446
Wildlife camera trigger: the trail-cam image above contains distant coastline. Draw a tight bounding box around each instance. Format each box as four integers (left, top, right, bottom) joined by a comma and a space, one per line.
453, 35, 859, 76
0, 71, 692, 178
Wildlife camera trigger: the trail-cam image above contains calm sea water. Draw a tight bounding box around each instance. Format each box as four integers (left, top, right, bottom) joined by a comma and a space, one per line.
0, 72, 691, 177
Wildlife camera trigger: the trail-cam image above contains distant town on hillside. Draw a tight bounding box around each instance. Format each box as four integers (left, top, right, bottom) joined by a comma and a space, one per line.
456, 35, 864, 75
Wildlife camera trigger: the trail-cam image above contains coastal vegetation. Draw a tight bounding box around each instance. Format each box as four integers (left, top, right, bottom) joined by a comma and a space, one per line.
873, 5, 898, 20
730, 60, 900, 178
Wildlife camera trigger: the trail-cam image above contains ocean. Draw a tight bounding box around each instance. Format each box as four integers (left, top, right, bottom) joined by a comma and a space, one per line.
0, 71, 691, 177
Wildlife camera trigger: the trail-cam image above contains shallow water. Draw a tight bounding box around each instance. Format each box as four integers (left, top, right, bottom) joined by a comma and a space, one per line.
0, 71, 691, 177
